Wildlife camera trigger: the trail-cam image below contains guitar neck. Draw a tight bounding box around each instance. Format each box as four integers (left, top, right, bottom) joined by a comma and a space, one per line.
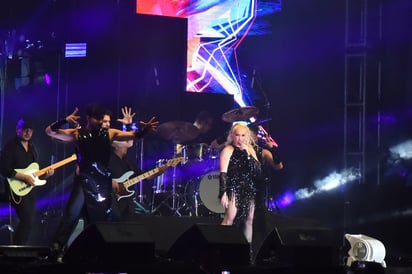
35, 154, 77, 177
123, 167, 160, 188
121, 157, 184, 188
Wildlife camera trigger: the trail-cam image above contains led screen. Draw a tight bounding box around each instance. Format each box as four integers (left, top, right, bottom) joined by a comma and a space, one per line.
136, 0, 281, 106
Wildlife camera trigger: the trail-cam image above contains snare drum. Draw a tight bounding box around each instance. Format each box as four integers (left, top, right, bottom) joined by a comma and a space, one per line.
185, 171, 225, 215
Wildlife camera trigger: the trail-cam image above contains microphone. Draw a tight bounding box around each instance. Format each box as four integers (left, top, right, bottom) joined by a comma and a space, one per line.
240, 141, 250, 158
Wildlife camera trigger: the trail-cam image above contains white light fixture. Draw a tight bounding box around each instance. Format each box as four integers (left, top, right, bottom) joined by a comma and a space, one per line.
345, 234, 386, 268
65, 43, 87, 58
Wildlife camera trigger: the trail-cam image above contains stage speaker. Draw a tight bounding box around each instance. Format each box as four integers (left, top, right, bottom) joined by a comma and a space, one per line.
63, 222, 155, 264
168, 224, 249, 271
133, 215, 221, 257
0, 245, 50, 262
255, 224, 339, 268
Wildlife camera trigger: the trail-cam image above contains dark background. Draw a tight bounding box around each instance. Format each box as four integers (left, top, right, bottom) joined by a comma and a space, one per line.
1, 0, 412, 263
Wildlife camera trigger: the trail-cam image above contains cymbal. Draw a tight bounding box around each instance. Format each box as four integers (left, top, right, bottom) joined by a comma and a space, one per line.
222, 106, 259, 123
157, 121, 200, 144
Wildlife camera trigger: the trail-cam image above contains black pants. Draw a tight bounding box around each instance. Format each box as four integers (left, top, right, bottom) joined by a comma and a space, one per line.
10, 189, 36, 245
53, 166, 113, 248
52, 179, 84, 247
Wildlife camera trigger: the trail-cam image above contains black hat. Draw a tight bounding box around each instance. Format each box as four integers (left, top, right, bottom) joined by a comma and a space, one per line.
16, 118, 34, 129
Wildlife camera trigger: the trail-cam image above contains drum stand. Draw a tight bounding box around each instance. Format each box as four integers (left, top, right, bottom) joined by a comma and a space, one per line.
170, 164, 187, 216
151, 146, 188, 216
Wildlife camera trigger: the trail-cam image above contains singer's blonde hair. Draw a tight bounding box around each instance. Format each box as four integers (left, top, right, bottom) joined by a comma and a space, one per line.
225, 122, 256, 147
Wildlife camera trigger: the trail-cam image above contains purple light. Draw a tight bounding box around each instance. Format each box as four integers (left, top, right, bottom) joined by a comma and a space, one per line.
0, 205, 14, 218
0, 192, 70, 219
275, 191, 295, 208
379, 113, 397, 124
36, 193, 70, 209
44, 73, 51, 85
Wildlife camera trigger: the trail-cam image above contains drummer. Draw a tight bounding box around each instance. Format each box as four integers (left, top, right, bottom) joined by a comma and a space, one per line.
172, 110, 218, 184
193, 110, 214, 140
176, 110, 214, 155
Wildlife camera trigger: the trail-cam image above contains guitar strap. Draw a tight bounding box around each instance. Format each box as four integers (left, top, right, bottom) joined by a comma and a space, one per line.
9, 186, 22, 204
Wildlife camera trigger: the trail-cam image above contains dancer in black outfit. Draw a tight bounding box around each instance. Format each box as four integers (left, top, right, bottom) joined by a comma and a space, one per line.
45, 104, 158, 261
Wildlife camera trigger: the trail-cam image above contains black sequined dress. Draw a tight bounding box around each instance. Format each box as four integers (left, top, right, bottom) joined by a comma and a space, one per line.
226, 146, 262, 223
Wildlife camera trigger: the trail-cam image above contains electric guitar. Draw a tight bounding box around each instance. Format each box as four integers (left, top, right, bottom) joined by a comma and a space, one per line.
114, 157, 184, 201
8, 154, 77, 196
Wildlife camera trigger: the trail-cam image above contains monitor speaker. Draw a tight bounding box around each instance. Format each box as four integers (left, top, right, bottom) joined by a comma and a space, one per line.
255, 224, 339, 268
168, 224, 250, 270
63, 222, 155, 264
0, 245, 50, 262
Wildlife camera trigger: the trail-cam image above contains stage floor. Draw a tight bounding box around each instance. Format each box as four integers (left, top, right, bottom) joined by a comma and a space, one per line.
0, 256, 411, 274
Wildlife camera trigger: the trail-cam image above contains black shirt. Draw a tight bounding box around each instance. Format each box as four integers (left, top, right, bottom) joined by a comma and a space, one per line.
108, 151, 141, 180
0, 137, 38, 179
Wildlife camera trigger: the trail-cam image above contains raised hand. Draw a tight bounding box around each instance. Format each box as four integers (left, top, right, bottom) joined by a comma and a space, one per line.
258, 125, 278, 148
66, 107, 80, 125
117, 106, 136, 125
138, 116, 159, 132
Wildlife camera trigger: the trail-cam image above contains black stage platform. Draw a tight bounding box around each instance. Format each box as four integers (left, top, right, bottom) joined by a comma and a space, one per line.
0, 252, 410, 274
0, 215, 411, 273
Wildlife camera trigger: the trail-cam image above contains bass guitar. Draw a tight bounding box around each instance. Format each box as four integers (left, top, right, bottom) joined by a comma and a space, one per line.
8, 154, 77, 196
114, 157, 184, 201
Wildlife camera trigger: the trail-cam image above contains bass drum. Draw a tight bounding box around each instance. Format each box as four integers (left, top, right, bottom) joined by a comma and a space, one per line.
185, 171, 225, 216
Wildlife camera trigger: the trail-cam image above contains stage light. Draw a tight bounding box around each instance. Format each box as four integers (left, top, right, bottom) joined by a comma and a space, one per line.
345, 234, 386, 268
65, 43, 87, 58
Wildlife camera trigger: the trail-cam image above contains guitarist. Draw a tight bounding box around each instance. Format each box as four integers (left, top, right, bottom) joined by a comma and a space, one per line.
0, 118, 55, 245
109, 140, 147, 221
109, 108, 166, 221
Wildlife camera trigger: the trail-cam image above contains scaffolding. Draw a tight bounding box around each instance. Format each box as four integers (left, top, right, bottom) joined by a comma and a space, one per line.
344, 0, 383, 185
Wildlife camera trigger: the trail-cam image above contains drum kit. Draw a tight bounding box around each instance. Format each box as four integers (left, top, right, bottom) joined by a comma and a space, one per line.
149, 106, 268, 217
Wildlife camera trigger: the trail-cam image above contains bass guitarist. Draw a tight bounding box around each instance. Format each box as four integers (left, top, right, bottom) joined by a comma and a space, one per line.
109, 107, 167, 221
0, 118, 55, 245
